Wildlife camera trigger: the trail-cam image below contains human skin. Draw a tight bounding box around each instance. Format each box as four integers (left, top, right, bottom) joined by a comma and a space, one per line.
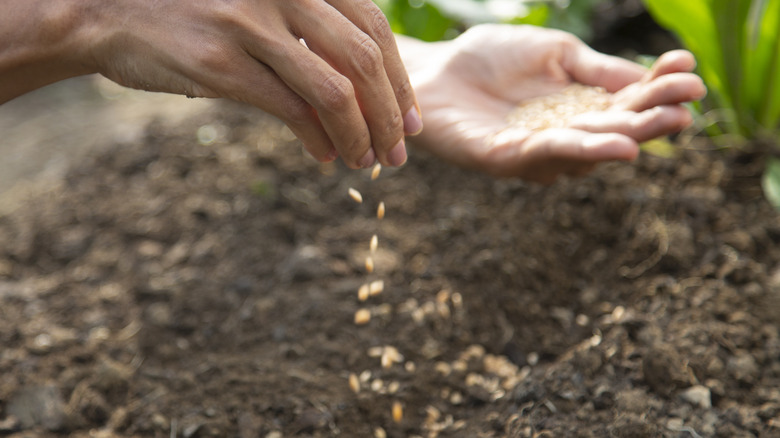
398, 24, 707, 183
0, 0, 421, 169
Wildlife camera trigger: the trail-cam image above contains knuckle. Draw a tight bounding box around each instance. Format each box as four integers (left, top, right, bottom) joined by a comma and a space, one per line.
350, 36, 384, 77
316, 74, 354, 111
394, 78, 414, 105
281, 95, 314, 126
363, 5, 393, 46
384, 110, 403, 137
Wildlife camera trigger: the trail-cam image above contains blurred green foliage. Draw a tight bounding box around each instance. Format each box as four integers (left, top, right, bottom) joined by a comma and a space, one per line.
644, 0, 780, 209
373, 0, 607, 42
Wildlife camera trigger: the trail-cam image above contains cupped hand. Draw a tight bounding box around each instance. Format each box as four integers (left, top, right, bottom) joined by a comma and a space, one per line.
85, 0, 422, 168
400, 24, 706, 183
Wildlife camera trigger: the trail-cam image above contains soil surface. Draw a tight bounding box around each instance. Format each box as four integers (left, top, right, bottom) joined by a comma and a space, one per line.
1, 92, 779, 437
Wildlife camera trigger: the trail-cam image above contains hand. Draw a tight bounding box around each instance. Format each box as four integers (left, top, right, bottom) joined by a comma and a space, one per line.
85, 0, 421, 168
399, 24, 706, 183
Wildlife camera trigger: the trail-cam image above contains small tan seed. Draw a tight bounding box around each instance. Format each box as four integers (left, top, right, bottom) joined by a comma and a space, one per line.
354, 309, 371, 325
371, 163, 382, 180
369, 280, 384, 296
349, 373, 360, 394
392, 401, 403, 423
370, 234, 378, 253
377, 202, 385, 219
374, 427, 387, 438
358, 283, 370, 301
348, 187, 363, 203
365, 256, 374, 273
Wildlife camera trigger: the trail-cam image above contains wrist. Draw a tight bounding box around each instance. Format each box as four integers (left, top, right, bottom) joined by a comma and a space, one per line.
0, 0, 97, 102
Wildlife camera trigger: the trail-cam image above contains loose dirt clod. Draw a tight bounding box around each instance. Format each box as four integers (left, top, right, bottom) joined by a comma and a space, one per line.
377, 202, 385, 220
507, 84, 611, 131
348, 187, 363, 203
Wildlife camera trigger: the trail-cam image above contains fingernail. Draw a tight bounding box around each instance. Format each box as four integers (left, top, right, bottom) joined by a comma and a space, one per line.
387, 139, 407, 167
403, 106, 423, 136
323, 148, 338, 162
358, 148, 376, 168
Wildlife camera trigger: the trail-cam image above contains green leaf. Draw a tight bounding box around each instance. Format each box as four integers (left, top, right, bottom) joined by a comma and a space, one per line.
642, 0, 734, 130
762, 157, 780, 210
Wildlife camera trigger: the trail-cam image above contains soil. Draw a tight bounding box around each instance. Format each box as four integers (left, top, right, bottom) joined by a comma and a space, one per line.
1, 93, 779, 437
1, 4, 780, 435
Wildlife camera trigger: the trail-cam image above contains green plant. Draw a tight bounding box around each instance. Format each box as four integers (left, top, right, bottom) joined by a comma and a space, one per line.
373, 0, 604, 42
643, 0, 780, 208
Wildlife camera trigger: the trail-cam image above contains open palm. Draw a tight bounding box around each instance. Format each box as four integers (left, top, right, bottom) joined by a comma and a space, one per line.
401, 25, 706, 183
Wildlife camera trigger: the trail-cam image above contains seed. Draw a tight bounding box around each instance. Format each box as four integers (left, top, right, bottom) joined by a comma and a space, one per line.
369, 280, 384, 296
371, 379, 384, 392
365, 256, 374, 273
380, 346, 403, 368
392, 401, 403, 423
387, 381, 400, 394
348, 187, 363, 203
451, 292, 463, 308
370, 234, 378, 253
436, 289, 451, 303
367, 346, 384, 357
349, 373, 360, 394
354, 309, 371, 325
377, 202, 385, 219
404, 361, 416, 373
358, 283, 370, 301
359, 370, 372, 382
371, 163, 382, 180
374, 427, 387, 438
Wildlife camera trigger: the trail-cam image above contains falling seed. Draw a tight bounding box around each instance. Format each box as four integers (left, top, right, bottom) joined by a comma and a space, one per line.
371, 379, 384, 392
374, 427, 387, 438
368, 346, 384, 357
359, 370, 372, 382
354, 309, 371, 325
369, 280, 384, 296
377, 202, 385, 219
348, 187, 363, 203
405, 361, 416, 373
349, 373, 360, 394
370, 234, 378, 253
381, 353, 393, 369
365, 256, 374, 273
392, 401, 403, 423
436, 290, 451, 303
358, 283, 370, 301
371, 163, 382, 180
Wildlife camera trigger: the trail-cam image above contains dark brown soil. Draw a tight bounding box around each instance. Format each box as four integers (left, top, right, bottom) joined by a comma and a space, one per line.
1, 98, 779, 438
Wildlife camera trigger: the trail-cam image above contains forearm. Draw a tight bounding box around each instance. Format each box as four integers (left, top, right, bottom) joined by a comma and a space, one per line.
0, 0, 96, 103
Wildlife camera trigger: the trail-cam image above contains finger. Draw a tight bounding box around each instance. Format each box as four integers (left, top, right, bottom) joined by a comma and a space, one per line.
290, 2, 407, 167
327, 0, 422, 137
569, 106, 693, 142
645, 50, 698, 81
253, 32, 375, 169
486, 128, 638, 181
562, 41, 648, 92
613, 73, 706, 112
182, 44, 339, 163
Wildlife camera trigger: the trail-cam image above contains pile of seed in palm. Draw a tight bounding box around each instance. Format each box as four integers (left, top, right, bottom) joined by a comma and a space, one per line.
506, 83, 611, 130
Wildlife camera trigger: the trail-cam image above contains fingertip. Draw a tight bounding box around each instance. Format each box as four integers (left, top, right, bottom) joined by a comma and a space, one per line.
403, 105, 423, 136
